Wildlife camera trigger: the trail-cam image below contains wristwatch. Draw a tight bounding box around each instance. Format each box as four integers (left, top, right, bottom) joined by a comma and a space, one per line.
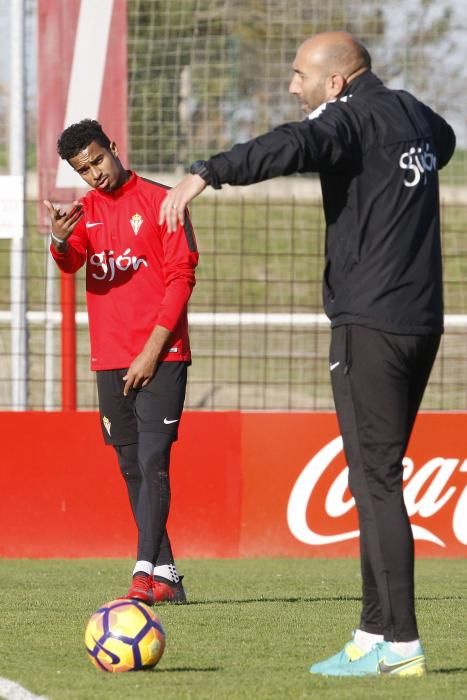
189, 160, 211, 185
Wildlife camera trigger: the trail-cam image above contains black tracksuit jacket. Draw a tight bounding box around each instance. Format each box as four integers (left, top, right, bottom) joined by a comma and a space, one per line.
204, 71, 456, 335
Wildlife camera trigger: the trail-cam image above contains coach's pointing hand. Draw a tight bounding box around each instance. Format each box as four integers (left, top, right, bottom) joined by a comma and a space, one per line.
159, 174, 207, 232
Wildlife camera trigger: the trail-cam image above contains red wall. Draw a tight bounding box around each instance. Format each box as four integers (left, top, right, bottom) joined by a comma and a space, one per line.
1, 412, 466, 558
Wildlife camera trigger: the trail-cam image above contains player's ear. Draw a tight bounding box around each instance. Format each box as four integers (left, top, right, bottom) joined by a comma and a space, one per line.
110, 141, 119, 157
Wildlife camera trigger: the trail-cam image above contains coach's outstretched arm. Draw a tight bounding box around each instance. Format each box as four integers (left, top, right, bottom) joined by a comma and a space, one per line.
159, 110, 354, 233
159, 126, 311, 232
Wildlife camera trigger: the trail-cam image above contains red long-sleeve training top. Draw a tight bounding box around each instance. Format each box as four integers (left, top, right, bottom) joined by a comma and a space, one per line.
50, 172, 198, 370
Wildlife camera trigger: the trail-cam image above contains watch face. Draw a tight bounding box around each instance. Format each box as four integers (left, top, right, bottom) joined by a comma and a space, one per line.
190, 160, 204, 174
190, 161, 210, 183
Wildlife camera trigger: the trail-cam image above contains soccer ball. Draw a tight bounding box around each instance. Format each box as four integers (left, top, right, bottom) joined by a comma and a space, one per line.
84, 598, 166, 672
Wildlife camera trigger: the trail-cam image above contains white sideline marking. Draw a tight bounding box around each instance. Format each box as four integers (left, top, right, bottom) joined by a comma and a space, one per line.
0, 678, 48, 700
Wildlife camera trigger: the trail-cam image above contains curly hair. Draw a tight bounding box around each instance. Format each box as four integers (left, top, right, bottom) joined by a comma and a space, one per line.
57, 119, 111, 161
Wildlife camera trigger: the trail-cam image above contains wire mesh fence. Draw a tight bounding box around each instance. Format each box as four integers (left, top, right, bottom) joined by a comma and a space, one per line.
0, 0, 466, 410
125, 0, 467, 179
0, 189, 466, 411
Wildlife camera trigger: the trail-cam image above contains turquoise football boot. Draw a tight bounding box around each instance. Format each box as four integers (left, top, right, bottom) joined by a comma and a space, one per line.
309, 634, 368, 675
322, 640, 427, 677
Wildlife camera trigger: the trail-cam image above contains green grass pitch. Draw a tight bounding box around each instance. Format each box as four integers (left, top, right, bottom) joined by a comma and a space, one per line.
0, 558, 465, 699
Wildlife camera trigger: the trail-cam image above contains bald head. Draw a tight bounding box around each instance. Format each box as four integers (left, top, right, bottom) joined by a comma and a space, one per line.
289, 32, 371, 114
299, 32, 371, 79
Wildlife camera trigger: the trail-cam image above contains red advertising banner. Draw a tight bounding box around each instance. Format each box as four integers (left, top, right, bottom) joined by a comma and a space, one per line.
37, 0, 128, 205
239, 413, 467, 557
0, 412, 465, 558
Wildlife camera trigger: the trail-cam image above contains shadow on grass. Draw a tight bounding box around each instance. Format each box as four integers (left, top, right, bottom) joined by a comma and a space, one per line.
430, 668, 467, 674
417, 596, 466, 601
158, 666, 222, 673
183, 594, 466, 606
184, 595, 361, 605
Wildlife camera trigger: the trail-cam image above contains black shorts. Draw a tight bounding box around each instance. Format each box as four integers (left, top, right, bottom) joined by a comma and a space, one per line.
96, 362, 188, 446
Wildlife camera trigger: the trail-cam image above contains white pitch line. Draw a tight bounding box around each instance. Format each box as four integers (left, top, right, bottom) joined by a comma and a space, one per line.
0, 678, 48, 700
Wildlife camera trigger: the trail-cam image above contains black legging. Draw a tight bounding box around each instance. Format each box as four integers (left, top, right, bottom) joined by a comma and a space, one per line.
114, 432, 175, 566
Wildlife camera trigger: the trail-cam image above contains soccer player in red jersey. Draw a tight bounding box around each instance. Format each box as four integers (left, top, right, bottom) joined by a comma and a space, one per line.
44, 119, 198, 605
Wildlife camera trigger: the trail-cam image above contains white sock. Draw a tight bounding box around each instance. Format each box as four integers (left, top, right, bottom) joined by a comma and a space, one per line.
354, 629, 384, 652
153, 563, 180, 583
389, 640, 421, 657
132, 560, 153, 577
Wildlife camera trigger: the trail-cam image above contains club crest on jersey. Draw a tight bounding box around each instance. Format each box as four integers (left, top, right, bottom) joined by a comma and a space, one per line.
103, 416, 111, 436
130, 212, 143, 235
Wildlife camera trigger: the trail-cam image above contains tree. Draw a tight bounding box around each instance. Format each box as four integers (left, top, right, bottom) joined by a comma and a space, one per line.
377, 0, 464, 116
127, 0, 385, 171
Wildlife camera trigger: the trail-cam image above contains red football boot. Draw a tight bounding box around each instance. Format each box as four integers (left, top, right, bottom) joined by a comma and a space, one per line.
123, 573, 155, 606
152, 576, 187, 603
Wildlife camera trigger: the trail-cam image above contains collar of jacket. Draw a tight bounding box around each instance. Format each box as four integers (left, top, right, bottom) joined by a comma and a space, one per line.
307, 71, 384, 120
342, 70, 383, 98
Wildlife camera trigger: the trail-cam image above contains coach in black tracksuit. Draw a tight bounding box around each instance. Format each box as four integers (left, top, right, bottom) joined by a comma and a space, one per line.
160, 32, 456, 655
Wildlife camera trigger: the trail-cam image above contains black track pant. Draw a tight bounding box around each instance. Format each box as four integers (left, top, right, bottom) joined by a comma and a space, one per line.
330, 325, 440, 641
114, 433, 174, 566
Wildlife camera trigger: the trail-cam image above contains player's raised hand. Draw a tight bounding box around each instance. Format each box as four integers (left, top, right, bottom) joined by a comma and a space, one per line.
43, 199, 84, 247
159, 174, 207, 232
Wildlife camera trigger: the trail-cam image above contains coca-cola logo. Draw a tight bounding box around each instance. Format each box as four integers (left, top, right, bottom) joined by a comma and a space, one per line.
287, 436, 467, 548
